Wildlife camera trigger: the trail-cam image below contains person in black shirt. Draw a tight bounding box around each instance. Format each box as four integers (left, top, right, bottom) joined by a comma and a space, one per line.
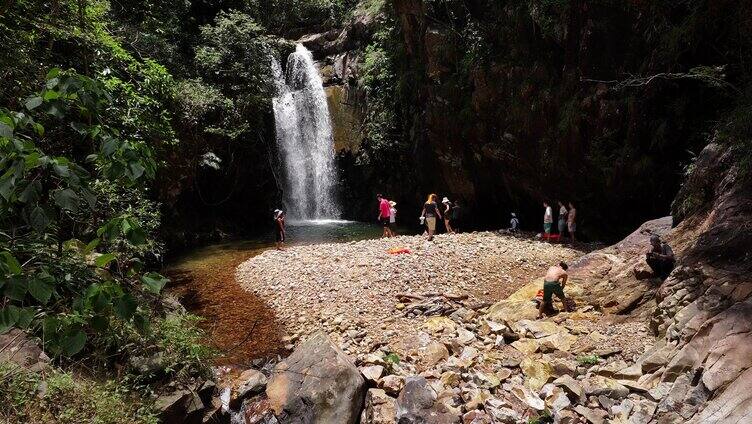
646, 235, 675, 279
421, 194, 442, 241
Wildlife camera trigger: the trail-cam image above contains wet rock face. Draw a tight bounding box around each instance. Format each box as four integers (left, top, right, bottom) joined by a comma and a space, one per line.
266, 331, 366, 424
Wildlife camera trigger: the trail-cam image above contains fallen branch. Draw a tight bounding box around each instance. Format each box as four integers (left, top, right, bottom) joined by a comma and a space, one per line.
581, 66, 740, 94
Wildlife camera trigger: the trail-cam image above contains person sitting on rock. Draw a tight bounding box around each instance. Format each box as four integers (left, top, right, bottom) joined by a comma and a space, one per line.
646, 235, 675, 280
537, 262, 570, 318
509, 212, 520, 232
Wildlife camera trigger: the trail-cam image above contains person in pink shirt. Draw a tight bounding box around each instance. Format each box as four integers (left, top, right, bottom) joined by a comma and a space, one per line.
377, 194, 394, 237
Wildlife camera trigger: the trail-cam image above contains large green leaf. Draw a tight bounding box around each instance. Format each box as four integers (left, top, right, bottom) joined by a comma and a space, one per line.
141, 272, 169, 294
94, 253, 116, 268
0, 251, 22, 274
53, 188, 79, 212
3, 276, 27, 301
28, 275, 53, 304
114, 293, 137, 320
0, 306, 20, 333
61, 329, 87, 356
16, 307, 35, 329
29, 206, 49, 233
90, 315, 109, 332
25, 96, 43, 110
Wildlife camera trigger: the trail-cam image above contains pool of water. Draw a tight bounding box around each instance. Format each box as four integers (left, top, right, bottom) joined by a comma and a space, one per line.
164, 220, 384, 363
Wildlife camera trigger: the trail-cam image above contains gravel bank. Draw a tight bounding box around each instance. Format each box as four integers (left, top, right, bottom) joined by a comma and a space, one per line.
237, 232, 582, 354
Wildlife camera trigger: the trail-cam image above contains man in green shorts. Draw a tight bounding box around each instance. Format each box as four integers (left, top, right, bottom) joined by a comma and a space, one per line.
538, 262, 569, 318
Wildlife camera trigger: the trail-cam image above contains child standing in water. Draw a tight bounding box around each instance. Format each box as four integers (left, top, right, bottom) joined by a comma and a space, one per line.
274, 209, 286, 250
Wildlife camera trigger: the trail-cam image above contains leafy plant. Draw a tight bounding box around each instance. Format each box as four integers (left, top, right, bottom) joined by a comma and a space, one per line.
576, 354, 601, 366
0, 70, 169, 359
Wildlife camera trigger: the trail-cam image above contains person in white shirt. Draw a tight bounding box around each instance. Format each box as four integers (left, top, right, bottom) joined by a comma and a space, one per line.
543, 202, 553, 235
389, 201, 397, 236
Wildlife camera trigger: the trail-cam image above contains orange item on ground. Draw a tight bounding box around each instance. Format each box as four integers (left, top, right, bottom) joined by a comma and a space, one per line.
387, 247, 412, 254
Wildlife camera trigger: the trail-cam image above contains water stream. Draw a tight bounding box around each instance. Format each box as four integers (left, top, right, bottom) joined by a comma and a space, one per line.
272, 44, 340, 220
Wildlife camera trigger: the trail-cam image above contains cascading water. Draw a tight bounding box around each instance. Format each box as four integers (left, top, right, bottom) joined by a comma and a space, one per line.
272, 44, 340, 221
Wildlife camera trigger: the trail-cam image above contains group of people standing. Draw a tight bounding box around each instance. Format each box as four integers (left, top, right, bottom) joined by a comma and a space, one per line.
377, 194, 398, 237
378, 193, 461, 241
543, 201, 577, 242
420, 194, 461, 241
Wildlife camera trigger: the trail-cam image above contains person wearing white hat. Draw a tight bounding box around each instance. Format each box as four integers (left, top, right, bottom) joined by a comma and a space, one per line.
389, 201, 398, 236
273, 209, 286, 250
441, 197, 455, 234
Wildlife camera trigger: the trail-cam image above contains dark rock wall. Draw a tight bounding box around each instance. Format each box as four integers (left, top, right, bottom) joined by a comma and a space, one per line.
387, 0, 750, 240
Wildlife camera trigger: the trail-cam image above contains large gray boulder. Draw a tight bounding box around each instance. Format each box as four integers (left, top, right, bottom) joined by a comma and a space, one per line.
266, 331, 366, 423
395, 376, 459, 423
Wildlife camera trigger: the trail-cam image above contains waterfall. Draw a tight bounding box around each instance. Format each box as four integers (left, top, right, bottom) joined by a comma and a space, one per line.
272, 44, 340, 221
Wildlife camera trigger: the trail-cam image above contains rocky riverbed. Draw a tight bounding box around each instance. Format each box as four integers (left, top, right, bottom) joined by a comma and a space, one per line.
225, 230, 669, 423
237, 232, 582, 356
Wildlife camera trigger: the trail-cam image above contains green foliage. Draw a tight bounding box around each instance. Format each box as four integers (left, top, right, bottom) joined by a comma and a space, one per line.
153, 314, 214, 378
576, 354, 601, 366
0, 71, 170, 361
0, 363, 158, 424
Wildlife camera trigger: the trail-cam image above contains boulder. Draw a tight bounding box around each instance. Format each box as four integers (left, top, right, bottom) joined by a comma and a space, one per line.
154, 388, 204, 424
231, 369, 268, 409
582, 376, 629, 400
362, 365, 385, 383
690, 366, 752, 423
574, 405, 608, 424
360, 388, 396, 424
0, 329, 50, 372
515, 320, 566, 339
461, 409, 491, 424
266, 332, 366, 424
380, 375, 405, 395
395, 376, 459, 423
510, 384, 544, 411
520, 357, 554, 391
510, 339, 539, 355
484, 398, 521, 423
553, 375, 585, 401
422, 317, 457, 334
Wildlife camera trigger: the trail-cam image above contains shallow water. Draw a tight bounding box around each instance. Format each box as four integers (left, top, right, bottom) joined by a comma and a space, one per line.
165, 220, 383, 364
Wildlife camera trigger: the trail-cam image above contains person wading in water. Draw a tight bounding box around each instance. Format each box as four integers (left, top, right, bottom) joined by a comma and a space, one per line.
274, 209, 286, 250
421, 194, 442, 241
537, 262, 570, 318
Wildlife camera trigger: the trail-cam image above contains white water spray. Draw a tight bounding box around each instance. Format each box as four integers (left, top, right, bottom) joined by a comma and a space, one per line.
272, 44, 340, 220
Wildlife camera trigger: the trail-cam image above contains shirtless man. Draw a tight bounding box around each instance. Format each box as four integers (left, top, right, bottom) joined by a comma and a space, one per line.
537, 262, 569, 318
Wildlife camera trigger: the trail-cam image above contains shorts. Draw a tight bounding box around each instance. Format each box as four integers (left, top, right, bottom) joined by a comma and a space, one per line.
275, 230, 285, 242
543, 280, 565, 302
568, 222, 576, 232
380, 217, 390, 227
426, 217, 436, 232
544, 222, 553, 234
558, 219, 566, 233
